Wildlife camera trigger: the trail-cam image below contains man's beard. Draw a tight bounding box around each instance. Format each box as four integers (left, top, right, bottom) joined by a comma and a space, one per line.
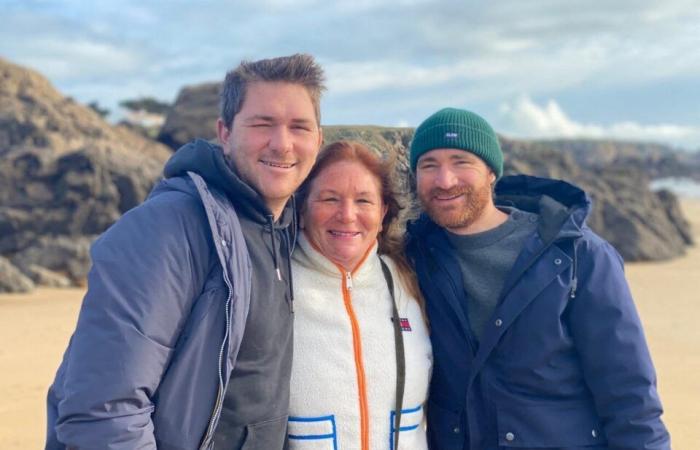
419, 181, 492, 231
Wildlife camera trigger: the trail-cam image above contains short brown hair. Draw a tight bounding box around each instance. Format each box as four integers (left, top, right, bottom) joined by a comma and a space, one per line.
220, 53, 326, 128
298, 140, 423, 304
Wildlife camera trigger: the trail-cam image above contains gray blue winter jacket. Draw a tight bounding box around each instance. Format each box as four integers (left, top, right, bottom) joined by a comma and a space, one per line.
407, 175, 670, 450
46, 139, 295, 449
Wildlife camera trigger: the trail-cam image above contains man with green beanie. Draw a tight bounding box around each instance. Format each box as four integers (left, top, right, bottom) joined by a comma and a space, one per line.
406, 107, 669, 449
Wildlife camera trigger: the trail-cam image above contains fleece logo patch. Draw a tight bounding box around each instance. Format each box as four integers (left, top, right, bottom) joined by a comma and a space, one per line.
399, 318, 412, 332
445, 132, 458, 139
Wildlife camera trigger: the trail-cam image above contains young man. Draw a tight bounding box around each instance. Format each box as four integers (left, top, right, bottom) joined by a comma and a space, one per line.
46, 54, 325, 450
406, 107, 670, 449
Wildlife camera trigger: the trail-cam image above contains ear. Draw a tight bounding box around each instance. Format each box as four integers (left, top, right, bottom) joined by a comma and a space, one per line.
216, 118, 230, 145
317, 126, 323, 149
488, 170, 497, 185
379, 203, 388, 231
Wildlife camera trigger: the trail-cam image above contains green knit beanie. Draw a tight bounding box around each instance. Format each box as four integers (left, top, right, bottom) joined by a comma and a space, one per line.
410, 107, 503, 178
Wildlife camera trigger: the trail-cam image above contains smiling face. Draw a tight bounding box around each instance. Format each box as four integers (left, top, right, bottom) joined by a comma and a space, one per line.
218, 81, 322, 218
301, 160, 388, 271
416, 148, 496, 234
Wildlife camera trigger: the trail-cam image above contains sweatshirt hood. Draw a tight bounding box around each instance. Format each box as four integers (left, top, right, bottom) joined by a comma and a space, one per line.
163, 138, 295, 227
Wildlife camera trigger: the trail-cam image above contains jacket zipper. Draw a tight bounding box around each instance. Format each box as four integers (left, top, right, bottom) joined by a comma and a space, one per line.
340, 270, 370, 450
199, 271, 233, 449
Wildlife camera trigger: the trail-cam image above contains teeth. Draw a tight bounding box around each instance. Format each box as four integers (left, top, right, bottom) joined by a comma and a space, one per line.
262, 161, 294, 168
436, 195, 460, 200
329, 231, 359, 237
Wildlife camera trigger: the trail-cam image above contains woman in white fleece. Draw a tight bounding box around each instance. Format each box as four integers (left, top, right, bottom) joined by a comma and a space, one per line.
288, 140, 432, 450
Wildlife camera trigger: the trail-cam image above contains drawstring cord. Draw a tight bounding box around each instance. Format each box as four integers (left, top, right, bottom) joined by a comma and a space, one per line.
268, 213, 294, 313
267, 214, 282, 282
284, 231, 295, 313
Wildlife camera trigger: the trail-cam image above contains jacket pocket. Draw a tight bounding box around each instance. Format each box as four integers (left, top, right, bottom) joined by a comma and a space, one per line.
391, 405, 428, 450
241, 415, 289, 450
426, 397, 465, 450
286, 415, 337, 450
496, 400, 607, 448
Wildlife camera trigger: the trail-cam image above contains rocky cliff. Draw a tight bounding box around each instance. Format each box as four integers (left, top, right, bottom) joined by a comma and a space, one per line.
156, 82, 693, 263
522, 139, 700, 180
0, 58, 171, 292
1, 67, 695, 291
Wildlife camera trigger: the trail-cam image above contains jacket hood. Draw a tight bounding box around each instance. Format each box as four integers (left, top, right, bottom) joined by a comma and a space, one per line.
495, 174, 590, 242
410, 174, 591, 243
162, 138, 295, 227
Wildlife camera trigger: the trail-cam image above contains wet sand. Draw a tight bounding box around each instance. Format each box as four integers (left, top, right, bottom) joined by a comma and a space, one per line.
1, 200, 698, 448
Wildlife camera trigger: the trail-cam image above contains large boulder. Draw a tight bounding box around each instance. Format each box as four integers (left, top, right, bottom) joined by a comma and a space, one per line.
0, 256, 35, 293
11, 236, 94, 285
157, 82, 220, 150
501, 138, 692, 260
0, 57, 171, 289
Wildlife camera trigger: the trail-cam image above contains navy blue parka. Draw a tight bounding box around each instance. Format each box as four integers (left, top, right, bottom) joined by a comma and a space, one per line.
407, 175, 670, 450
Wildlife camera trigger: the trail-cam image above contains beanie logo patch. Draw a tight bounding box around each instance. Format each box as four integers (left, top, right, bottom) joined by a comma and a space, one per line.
445, 132, 458, 139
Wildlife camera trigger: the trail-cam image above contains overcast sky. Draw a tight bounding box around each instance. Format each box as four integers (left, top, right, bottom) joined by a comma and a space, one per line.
2, 0, 699, 150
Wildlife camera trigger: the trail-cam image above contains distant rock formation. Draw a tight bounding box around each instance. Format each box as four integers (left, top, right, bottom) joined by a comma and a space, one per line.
157, 82, 220, 150
521, 139, 700, 181
0, 256, 34, 293
0, 58, 171, 292
157, 82, 694, 261
500, 138, 693, 260
1, 65, 695, 291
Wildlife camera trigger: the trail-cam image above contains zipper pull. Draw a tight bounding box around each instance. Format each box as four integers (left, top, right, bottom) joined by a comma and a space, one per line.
345, 271, 353, 291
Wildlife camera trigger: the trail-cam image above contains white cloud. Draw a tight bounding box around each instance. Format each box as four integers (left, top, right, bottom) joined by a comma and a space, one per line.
498, 96, 700, 150
17, 38, 142, 80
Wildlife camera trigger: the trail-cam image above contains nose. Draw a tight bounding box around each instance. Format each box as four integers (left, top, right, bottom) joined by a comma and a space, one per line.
336, 200, 357, 223
269, 125, 293, 154
434, 166, 457, 189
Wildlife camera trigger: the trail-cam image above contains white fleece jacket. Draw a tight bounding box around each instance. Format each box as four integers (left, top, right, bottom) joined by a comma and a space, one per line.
288, 232, 432, 450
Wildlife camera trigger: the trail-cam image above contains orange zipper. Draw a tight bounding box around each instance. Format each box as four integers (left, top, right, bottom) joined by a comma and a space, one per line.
334, 244, 375, 450
340, 269, 369, 450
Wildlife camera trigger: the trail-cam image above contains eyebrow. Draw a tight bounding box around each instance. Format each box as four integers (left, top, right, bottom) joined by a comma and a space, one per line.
243, 115, 275, 123
291, 118, 315, 125
419, 153, 474, 163
316, 189, 375, 197
242, 115, 316, 126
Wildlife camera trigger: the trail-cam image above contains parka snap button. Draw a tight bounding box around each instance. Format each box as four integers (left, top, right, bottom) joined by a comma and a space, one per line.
505, 432, 515, 441
221, 239, 227, 247
495, 319, 503, 327
592, 429, 597, 438
453, 427, 460, 433
554, 258, 562, 265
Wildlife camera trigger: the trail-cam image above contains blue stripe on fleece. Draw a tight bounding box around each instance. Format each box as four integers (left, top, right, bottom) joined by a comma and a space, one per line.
288, 433, 335, 440
389, 405, 423, 450
288, 415, 338, 450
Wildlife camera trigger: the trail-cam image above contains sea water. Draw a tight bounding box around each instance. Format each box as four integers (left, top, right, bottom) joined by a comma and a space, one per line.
650, 177, 700, 198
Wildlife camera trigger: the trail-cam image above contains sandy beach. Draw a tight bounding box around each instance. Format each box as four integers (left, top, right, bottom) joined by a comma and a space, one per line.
2, 200, 698, 449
